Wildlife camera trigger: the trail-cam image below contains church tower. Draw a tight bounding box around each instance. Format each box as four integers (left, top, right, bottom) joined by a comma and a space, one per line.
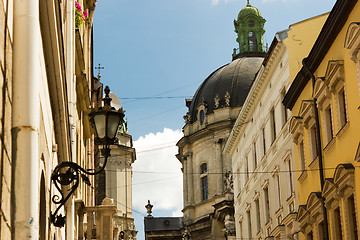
145, 2, 266, 240
233, 0, 266, 58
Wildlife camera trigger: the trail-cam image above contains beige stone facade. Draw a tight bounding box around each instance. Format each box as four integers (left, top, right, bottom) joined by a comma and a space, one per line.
0, 0, 134, 239
225, 35, 299, 240
223, 14, 328, 240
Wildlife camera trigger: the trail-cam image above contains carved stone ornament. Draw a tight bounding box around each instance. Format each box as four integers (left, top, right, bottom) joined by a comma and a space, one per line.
223, 214, 236, 236
183, 112, 191, 123
182, 227, 191, 240
225, 92, 230, 107
145, 200, 153, 217
224, 171, 234, 193
214, 94, 220, 108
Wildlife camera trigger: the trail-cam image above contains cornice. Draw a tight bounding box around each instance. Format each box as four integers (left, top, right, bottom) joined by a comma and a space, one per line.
283, 0, 358, 110
178, 119, 234, 148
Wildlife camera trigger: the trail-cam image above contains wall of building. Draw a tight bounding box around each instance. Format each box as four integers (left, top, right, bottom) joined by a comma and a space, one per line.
288, 1, 360, 239
226, 42, 298, 239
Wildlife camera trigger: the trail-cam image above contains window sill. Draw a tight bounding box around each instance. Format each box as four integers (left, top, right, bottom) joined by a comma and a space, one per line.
298, 170, 307, 183
308, 156, 319, 170
323, 137, 336, 153
286, 193, 296, 204
336, 121, 350, 139
256, 229, 263, 239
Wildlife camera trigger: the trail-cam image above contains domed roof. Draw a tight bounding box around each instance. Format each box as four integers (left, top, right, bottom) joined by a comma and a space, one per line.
188, 56, 264, 123
238, 3, 262, 20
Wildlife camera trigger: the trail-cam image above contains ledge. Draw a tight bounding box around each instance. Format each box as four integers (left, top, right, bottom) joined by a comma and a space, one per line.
336, 121, 350, 139
298, 170, 307, 183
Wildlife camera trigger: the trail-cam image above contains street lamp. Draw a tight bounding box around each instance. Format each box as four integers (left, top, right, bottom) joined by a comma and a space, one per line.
50, 86, 125, 227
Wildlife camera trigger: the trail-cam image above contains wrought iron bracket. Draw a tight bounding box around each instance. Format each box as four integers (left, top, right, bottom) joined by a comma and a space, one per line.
50, 147, 110, 227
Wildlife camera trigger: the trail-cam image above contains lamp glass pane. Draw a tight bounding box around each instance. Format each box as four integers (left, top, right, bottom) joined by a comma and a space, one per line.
107, 114, 121, 139
94, 114, 106, 139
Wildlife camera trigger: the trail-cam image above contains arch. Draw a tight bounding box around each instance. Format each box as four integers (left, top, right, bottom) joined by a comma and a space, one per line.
333, 163, 355, 192
248, 31, 257, 51
344, 22, 360, 49
200, 163, 208, 174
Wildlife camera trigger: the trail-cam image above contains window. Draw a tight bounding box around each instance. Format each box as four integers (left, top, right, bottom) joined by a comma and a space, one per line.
286, 159, 294, 197
248, 20, 255, 27
318, 221, 327, 240
270, 108, 276, 143
201, 163, 207, 174
264, 186, 270, 223
324, 106, 334, 144
248, 31, 257, 52
281, 90, 288, 127
337, 88, 348, 129
255, 198, 261, 233
334, 207, 343, 240
347, 195, 358, 240
199, 110, 205, 125
253, 141, 257, 170
261, 127, 266, 156
274, 173, 281, 209
299, 140, 306, 172
245, 156, 249, 182
247, 210, 252, 239
239, 220, 244, 239
200, 164, 208, 200
307, 231, 313, 240
309, 125, 318, 161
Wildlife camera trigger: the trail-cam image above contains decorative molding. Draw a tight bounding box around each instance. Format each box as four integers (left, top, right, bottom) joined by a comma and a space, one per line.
325, 60, 344, 92
344, 22, 360, 60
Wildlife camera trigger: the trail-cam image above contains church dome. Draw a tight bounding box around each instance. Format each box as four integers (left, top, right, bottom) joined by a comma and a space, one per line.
237, 3, 262, 20
188, 56, 264, 123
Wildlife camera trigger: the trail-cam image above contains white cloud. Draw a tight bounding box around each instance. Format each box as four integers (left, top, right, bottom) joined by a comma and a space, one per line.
132, 128, 183, 216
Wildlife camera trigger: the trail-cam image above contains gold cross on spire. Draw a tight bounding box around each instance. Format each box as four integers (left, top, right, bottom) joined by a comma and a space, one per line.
95, 63, 104, 79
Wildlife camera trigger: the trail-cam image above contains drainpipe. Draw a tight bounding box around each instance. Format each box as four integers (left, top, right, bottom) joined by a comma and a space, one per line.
302, 58, 329, 239
11, 0, 40, 239
65, 0, 76, 239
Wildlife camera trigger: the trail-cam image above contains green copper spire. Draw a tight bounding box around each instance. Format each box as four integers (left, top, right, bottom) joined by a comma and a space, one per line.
233, 1, 266, 58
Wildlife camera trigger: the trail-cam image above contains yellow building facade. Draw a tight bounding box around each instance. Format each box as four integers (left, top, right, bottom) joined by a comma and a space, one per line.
283, 0, 360, 239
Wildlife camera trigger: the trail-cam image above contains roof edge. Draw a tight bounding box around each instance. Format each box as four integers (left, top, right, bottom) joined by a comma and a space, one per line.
283, 0, 358, 110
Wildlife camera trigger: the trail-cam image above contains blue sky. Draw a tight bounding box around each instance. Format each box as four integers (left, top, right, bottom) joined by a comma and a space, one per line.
93, 0, 336, 239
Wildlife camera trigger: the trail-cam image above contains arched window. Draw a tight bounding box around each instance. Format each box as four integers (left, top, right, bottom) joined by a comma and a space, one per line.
248, 31, 257, 52
248, 20, 255, 27
200, 163, 208, 200
199, 110, 205, 125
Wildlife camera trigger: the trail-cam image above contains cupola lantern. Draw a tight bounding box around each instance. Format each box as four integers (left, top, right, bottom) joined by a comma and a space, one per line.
233, 0, 266, 58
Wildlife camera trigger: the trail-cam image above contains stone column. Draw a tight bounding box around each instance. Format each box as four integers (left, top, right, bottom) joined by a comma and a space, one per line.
215, 139, 223, 195
186, 153, 194, 204
95, 198, 117, 240
78, 212, 84, 240
86, 211, 94, 240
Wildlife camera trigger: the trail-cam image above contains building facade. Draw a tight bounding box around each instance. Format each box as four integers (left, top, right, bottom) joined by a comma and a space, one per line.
283, 0, 360, 239
223, 13, 328, 240
175, 2, 266, 240
0, 0, 134, 239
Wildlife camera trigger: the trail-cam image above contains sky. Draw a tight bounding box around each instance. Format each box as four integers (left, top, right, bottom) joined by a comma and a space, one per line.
93, 0, 337, 239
